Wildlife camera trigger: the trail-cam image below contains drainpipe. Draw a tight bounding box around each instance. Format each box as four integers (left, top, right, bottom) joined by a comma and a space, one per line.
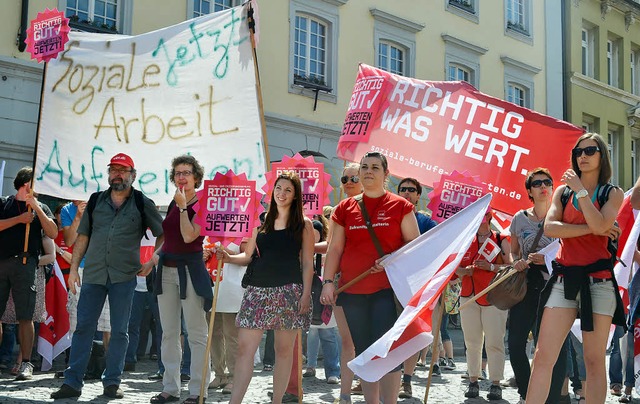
17, 0, 28, 52
561, 0, 568, 121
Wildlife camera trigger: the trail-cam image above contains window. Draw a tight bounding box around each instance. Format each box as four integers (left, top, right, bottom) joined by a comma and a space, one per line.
506, 0, 529, 36
448, 0, 477, 15
442, 34, 487, 88
507, 83, 527, 107
607, 129, 620, 185
289, 0, 341, 103
378, 41, 405, 75
632, 138, 639, 182
294, 14, 328, 86
607, 37, 620, 88
192, 0, 237, 17
65, 0, 119, 32
448, 64, 471, 83
632, 47, 640, 95
370, 8, 423, 78
581, 24, 596, 78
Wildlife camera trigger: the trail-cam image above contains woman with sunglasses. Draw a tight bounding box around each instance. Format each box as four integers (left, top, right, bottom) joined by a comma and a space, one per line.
321, 152, 419, 404
527, 133, 625, 404
508, 168, 564, 404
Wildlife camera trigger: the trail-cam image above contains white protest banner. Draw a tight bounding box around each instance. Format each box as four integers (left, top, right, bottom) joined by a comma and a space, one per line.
34, 2, 265, 205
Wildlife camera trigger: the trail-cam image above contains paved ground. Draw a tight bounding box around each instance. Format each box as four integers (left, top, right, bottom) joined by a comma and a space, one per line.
0, 327, 637, 403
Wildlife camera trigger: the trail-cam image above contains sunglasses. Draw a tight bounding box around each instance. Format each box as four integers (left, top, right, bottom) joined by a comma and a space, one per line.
530, 179, 553, 188
572, 146, 600, 157
399, 187, 417, 193
341, 175, 359, 184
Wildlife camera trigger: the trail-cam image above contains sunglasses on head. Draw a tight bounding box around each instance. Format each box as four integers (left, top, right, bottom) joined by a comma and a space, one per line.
341, 175, 359, 184
530, 179, 553, 188
572, 146, 600, 157
399, 186, 417, 193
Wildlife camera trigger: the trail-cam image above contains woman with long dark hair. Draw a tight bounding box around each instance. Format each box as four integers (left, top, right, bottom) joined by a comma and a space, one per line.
527, 133, 625, 403
216, 172, 314, 404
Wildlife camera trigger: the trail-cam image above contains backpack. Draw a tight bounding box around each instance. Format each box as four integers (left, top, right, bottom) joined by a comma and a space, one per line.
86, 188, 149, 239
560, 183, 620, 265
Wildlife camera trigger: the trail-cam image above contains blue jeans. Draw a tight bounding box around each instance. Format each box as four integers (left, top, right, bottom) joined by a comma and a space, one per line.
609, 326, 634, 387
125, 290, 158, 364
0, 323, 16, 364
306, 326, 341, 378
568, 333, 586, 381
64, 277, 136, 390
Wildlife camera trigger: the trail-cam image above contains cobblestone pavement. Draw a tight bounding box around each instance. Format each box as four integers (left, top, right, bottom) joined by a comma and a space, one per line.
0, 354, 636, 404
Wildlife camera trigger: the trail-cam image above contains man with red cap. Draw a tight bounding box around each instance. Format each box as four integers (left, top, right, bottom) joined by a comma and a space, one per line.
52, 153, 164, 400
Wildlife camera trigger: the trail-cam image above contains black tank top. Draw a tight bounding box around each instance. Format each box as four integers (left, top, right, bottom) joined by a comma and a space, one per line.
249, 229, 303, 287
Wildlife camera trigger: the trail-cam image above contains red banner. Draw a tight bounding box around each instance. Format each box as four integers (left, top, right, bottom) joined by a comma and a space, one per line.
337, 64, 583, 215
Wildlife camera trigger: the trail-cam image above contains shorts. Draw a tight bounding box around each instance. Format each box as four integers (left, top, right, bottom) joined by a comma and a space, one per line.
545, 279, 616, 317
0, 256, 38, 321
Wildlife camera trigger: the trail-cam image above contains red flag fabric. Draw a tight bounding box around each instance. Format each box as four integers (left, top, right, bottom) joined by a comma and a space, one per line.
37, 261, 71, 371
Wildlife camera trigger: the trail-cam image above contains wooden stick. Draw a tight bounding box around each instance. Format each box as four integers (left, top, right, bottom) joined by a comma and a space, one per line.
334, 268, 373, 295
297, 330, 303, 403
199, 260, 223, 404
424, 298, 445, 403
22, 189, 33, 264
458, 267, 519, 311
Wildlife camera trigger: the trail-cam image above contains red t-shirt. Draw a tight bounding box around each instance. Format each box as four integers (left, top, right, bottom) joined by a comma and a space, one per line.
459, 232, 504, 306
556, 195, 611, 278
332, 192, 414, 294
54, 230, 71, 271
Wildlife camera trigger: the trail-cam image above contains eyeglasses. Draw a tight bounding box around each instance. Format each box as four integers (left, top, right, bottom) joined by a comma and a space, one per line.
572, 146, 600, 157
174, 170, 193, 178
108, 167, 132, 175
530, 179, 553, 188
341, 175, 359, 184
399, 186, 417, 193
324, 215, 331, 219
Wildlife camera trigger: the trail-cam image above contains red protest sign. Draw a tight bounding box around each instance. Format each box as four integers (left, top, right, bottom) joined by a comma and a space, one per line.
263, 154, 332, 217
337, 64, 583, 216
427, 171, 487, 223
193, 171, 264, 247
25, 8, 70, 63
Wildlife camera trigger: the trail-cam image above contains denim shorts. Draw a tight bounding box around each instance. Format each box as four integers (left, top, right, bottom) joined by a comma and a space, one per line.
545, 279, 616, 317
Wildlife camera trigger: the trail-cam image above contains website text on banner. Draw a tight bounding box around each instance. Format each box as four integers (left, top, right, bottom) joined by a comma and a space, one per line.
34, 3, 265, 206
337, 64, 583, 216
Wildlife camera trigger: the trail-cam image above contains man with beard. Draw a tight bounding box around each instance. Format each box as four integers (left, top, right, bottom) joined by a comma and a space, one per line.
52, 153, 164, 400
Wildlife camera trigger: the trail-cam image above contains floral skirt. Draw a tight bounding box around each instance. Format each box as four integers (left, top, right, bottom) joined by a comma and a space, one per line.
236, 283, 311, 330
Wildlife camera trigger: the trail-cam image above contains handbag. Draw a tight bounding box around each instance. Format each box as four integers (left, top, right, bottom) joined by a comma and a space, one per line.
486, 219, 545, 310
241, 245, 260, 288
310, 275, 325, 325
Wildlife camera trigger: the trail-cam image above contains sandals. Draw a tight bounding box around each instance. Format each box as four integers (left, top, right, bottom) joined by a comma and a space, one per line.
150, 393, 179, 403
611, 383, 623, 396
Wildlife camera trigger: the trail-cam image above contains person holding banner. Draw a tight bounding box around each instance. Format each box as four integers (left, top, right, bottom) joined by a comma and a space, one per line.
148, 155, 212, 404
456, 206, 511, 400
527, 133, 625, 404
320, 152, 419, 404
508, 168, 567, 403
216, 171, 314, 404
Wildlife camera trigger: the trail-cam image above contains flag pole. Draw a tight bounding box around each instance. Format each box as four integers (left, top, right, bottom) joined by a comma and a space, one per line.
22, 61, 48, 264
297, 330, 303, 403
458, 266, 520, 311
423, 298, 445, 403
199, 259, 223, 404
334, 268, 373, 295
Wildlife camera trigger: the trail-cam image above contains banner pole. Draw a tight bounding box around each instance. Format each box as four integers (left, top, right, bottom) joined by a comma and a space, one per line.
247, 2, 270, 171
297, 329, 303, 403
334, 268, 373, 295
23, 61, 48, 264
424, 298, 445, 403
199, 260, 223, 404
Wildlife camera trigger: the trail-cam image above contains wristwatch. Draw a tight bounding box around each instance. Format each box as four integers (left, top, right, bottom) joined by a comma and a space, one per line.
178, 207, 187, 213
575, 189, 589, 199
322, 279, 334, 285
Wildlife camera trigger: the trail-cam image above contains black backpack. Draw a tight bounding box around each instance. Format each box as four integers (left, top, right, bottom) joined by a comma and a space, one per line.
86, 188, 149, 239
560, 184, 621, 265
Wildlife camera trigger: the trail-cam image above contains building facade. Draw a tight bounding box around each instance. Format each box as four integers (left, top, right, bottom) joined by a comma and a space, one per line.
1, 0, 552, 207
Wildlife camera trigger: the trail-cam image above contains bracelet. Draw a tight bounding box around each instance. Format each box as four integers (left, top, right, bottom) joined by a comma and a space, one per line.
490, 263, 495, 272
322, 279, 334, 285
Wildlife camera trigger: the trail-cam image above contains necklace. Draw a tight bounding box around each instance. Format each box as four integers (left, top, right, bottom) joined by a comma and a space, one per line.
530, 207, 545, 228
186, 194, 198, 205
476, 229, 492, 238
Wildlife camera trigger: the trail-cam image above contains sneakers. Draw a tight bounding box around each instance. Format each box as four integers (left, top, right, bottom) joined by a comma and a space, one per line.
480, 369, 487, 380
149, 371, 164, 381
327, 376, 339, 384
51, 384, 82, 399
104, 385, 124, 399
303, 367, 316, 378
351, 379, 363, 395
443, 358, 456, 370
431, 363, 441, 376
267, 391, 298, 403
438, 357, 447, 367
487, 384, 502, 401
465, 381, 479, 398
180, 373, 191, 382
399, 381, 412, 398
15, 362, 34, 381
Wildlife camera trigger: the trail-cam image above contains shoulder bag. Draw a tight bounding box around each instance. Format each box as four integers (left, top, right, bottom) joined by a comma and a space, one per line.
486, 221, 545, 310
241, 244, 260, 288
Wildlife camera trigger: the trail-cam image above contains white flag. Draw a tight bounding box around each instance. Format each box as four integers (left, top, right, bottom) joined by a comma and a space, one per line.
348, 194, 491, 382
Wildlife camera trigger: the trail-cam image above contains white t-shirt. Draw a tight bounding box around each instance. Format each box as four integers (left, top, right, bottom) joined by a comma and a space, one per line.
215, 242, 246, 313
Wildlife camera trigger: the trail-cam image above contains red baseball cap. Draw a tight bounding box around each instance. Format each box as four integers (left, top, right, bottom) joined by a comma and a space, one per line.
108, 153, 135, 169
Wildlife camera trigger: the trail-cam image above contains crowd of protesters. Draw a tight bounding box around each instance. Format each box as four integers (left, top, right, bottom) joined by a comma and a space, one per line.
0, 134, 639, 404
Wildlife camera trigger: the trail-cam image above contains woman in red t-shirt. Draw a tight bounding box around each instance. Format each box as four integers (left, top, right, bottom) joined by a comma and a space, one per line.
321, 152, 419, 404
527, 133, 624, 404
